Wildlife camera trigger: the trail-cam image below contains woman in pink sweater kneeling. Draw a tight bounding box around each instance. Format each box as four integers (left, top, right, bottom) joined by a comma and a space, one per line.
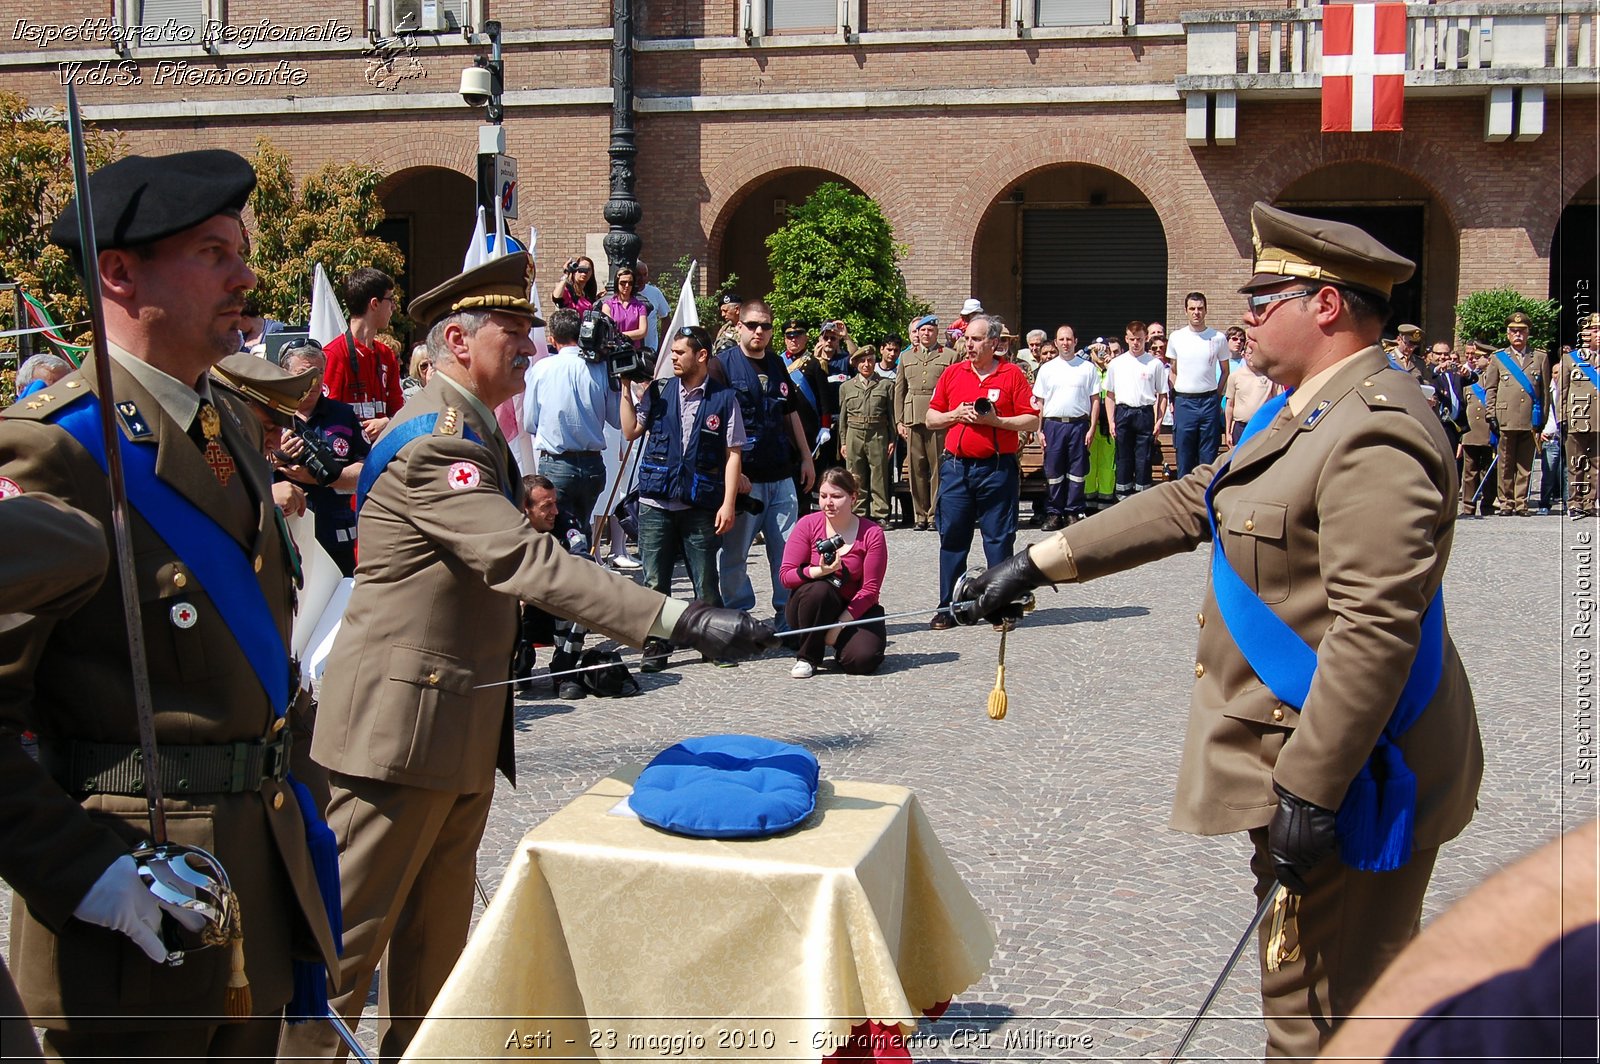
779, 467, 889, 678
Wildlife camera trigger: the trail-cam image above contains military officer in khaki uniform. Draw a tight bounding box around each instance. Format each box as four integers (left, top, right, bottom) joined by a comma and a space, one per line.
959, 202, 1481, 1058
837, 345, 895, 520
1482, 310, 1554, 516
1458, 342, 1499, 517
1390, 323, 1439, 393
0, 150, 339, 1061
280, 254, 776, 1062
893, 314, 958, 529
1559, 313, 1600, 519
713, 291, 743, 352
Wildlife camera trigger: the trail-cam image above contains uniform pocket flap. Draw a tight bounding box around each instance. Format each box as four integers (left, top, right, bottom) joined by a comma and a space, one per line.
1225, 500, 1287, 539
1221, 682, 1301, 728
387, 644, 473, 695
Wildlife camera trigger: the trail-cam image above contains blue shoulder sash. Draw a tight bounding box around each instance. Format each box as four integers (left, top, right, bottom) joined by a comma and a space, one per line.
1494, 350, 1543, 426
1206, 389, 1444, 872
53, 394, 341, 1019
356, 413, 514, 511
1568, 350, 1600, 393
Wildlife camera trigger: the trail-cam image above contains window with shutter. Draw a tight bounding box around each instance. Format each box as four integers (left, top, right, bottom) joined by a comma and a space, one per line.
1020, 208, 1168, 344
767, 0, 835, 33
137, 0, 207, 36
1036, 0, 1113, 28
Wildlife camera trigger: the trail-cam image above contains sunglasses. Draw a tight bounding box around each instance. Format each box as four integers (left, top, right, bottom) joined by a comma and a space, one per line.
573, 267, 592, 274
279, 337, 325, 356
742, 320, 774, 330
1246, 288, 1315, 313
784, 330, 807, 339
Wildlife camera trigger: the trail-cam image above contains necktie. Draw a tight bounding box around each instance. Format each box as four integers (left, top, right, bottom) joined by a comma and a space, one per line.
194, 401, 236, 488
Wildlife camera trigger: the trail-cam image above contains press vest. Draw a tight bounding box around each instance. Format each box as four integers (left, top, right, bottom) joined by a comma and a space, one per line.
637, 379, 738, 511
719, 348, 793, 482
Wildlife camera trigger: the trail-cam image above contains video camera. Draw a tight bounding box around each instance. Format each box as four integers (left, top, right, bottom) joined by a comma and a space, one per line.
578, 309, 652, 382
278, 426, 342, 486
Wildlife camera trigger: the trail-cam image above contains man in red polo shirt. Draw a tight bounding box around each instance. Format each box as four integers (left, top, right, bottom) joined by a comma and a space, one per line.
924, 314, 1040, 629
322, 266, 406, 441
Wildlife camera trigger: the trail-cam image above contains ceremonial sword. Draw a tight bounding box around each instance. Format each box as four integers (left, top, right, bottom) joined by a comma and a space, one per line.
1165, 881, 1284, 1063
65, 86, 236, 961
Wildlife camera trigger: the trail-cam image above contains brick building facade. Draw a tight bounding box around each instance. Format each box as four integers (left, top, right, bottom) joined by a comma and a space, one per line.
3, 1, 1595, 342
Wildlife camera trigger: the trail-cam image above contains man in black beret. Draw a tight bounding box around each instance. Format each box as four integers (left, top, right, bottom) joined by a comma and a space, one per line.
713, 290, 743, 352
0, 149, 340, 1060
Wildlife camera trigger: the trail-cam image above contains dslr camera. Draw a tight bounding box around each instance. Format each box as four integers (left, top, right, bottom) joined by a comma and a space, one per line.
815, 533, 846, 566
972, 397, 994, 418
578, 309, 652, 382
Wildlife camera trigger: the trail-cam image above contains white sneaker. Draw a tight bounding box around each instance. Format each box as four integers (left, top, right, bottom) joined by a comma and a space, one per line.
609, 554, 642, 571
790, 660, 814, 679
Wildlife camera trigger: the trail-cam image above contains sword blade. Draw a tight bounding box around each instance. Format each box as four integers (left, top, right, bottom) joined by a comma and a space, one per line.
65, 86, 168, 845
1166, 881, 1284, 1064
325, 1009, 376, 1064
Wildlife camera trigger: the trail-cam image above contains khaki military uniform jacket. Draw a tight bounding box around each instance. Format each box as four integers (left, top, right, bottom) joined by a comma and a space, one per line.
1059, 347, 1481, 844
838, 374, 895, 441
311, 376, 666, 796
1560, 348, 1600, 433
893, 344, 958, 428
1461, 375, 1495, 447
1482, 346, 1553, 432
0, 354, 338, 1025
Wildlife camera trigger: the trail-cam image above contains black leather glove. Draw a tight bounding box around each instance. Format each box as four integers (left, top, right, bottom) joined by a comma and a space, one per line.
952, 549, 1048, 626
1266, 783, 1338, 895
1488, 416, 1501, 436
670, 601, 780, 661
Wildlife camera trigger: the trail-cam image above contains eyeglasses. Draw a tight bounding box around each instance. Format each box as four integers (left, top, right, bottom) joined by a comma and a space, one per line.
279, 337, 324, 356
784, 330, 807, 339
742, 320, 774, 330
1246, 288, 1315, 314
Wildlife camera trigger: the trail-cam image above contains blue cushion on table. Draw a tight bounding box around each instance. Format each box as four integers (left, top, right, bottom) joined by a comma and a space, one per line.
630, 734, 820, 839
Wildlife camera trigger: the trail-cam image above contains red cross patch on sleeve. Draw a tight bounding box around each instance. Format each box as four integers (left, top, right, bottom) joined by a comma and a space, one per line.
0, 477, 23, 499
447, 462, 482, 490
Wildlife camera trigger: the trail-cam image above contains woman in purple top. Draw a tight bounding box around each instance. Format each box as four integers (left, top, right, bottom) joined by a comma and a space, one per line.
551, 255, 598, 316
779, 467, 888, 677
601, 266, 649, 350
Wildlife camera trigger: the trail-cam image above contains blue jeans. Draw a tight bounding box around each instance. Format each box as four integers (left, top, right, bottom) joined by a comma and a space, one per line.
539, 451, 605, 527
638, 504, 721, 605
717, 478, 799, 620
936, 454, 1019, 607
1537, 434, 1565, 509
1172, 392, 1222, 477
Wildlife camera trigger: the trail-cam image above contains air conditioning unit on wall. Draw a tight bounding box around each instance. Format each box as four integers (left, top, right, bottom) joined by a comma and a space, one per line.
391, 0, 466, 34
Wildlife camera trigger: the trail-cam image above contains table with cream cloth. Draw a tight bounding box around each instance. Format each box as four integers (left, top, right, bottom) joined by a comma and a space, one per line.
401, 769, 997, 1063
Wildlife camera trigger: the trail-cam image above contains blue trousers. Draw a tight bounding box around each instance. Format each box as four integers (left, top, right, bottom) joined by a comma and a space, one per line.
1041, 418, 1091, 517
936, 453, 1019, 607
1172, 392, 1222, 477
538, 451, 604, 528
717, 477, 799, 620
638, 503, 721, 605
1113, 404, 1157, 497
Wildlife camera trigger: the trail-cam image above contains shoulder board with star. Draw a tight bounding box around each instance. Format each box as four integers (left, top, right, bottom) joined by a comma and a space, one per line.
2, 371, 97, 423
1354, 369, 1410, 413
432, 407, 465, 437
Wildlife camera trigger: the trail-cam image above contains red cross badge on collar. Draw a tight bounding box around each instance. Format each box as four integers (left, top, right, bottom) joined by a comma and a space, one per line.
448, 462, 482, 490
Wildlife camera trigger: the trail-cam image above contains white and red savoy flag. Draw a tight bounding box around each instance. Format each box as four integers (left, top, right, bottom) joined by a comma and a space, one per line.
1321, 3, 1407, 132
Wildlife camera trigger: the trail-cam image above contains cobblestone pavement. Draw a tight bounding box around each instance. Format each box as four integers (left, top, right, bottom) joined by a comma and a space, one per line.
6, 512, 1593, 1061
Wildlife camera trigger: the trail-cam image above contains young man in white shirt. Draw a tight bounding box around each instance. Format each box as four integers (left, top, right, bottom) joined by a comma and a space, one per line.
1105, 320, 1168, 499
1168, 291, 1230, 476
1032, 324, 1101, 528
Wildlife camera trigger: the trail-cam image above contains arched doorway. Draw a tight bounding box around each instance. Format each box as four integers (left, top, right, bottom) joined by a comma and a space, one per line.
379, 166, 476, 317
714, 169, 861, 302
1275, 163, 1458, 336
973, 165, 1167, 344
1551, 175, 1599, 345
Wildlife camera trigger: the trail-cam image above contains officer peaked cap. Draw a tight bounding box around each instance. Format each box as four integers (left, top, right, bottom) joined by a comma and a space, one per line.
410, 252, 543, 332
1242, 201, 1414, 299
50, 150, 256, 271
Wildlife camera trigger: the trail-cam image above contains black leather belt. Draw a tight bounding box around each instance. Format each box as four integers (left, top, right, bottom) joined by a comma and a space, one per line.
1045, 415, 1090, 423
539, 450, 602, 459
1176, 390, 1219, 398
40, 732, 291, 797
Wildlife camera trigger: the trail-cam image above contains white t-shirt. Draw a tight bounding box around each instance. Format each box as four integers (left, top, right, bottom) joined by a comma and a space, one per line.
1032, 356, 1100, 418
1170, 326, 1227, 394
641, 282, 672, 353
1105, 352, 1168, 408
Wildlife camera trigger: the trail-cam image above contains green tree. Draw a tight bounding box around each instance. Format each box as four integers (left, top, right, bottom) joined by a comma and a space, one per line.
765, 183, 922, 345
1455, 288, 1561, 352
0, 91, 125, 363
248, 137, 405, 326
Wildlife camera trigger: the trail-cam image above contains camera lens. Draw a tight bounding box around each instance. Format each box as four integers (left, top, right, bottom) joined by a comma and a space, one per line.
974, 397, 993, 417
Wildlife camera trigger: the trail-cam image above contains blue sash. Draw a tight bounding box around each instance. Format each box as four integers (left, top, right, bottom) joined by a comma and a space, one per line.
1469, 383, 1499, 448
53, 395, 341, 1020
787, 360, 819, 414
1569, 350, 1600, 393
356, 413, 514, 511
1494, 351, 1543, 427
1206, 391, 1445, 872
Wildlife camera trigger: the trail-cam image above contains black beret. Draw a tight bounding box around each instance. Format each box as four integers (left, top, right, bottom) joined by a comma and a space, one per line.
50, 150, 256, 267
719, 292, 742, 306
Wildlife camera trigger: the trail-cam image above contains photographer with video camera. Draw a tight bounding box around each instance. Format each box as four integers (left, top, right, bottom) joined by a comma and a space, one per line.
275, 338, 370, 576
778, 467, 888, 677
526, 306, 621, 527
621, 325, 746, 671
551, 255, 598, 315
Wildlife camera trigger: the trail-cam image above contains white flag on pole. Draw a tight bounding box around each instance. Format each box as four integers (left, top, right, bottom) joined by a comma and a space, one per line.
461, 207, 489, 272
308, 264, 348, 347
652, 261, 699, 380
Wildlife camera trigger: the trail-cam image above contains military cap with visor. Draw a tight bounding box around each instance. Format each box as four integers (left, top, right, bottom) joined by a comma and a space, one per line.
409, 252, 544, 332
1240, 201, 1415, 299
211, 353, 320, 428
1396, 323, 1423, 341
1506, 310, 1534, 329
49, 149, 256, 271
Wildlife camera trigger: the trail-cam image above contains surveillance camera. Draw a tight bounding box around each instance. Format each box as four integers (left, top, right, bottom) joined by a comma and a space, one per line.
459, 65, 492, 107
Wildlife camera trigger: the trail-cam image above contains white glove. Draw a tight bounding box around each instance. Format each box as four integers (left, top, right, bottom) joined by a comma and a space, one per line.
72, 854, 207, 963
